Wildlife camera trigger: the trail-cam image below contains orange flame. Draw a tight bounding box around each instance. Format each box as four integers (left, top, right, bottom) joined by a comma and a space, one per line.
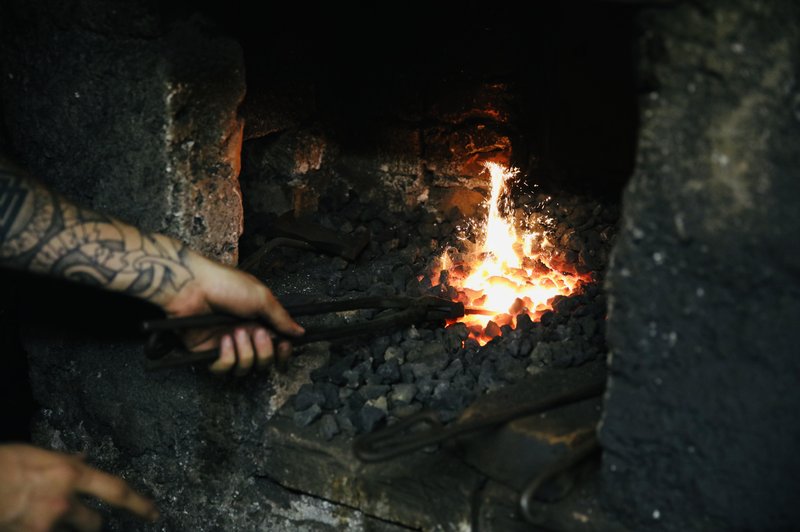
436, 162, 586, 344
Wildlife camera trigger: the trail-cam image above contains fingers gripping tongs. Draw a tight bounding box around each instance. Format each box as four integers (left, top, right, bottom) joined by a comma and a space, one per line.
141, 296, 465, 371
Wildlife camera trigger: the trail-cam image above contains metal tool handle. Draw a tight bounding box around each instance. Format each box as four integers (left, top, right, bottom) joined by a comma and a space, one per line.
144, 306, 432, 371
141, 296, 463, 332
519, 433, 600, 525
352, 411, 445, 462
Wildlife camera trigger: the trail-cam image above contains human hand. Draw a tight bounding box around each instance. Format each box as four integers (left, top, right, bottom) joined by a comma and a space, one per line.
161, 252, 305, 375
0, 444, 158, 531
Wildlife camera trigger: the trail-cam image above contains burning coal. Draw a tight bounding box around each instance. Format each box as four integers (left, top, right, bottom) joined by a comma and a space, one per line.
434, 162, 588, 344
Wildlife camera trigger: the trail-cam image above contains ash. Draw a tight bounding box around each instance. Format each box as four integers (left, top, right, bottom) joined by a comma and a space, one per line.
245, 190, 618, 437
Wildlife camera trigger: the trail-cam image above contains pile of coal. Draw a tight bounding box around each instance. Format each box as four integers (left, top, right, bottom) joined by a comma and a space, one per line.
257, 190, 617, 439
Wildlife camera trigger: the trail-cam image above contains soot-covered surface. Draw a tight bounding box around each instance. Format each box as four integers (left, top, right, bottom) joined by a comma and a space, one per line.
600, 1, 800, 530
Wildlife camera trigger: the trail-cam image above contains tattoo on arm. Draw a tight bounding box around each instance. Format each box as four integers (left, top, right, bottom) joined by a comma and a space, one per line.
0, 167, 194, 304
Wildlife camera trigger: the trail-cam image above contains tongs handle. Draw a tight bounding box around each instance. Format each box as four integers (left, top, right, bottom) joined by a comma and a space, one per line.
142, 296, 465, 371
141, 296, 463, 332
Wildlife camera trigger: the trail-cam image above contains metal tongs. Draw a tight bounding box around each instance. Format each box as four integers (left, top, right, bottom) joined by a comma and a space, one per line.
352, 375, 605, 462
141, 295, 470, 371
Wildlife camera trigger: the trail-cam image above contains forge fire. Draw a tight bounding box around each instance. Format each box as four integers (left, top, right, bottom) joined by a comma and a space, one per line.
431, 162, 590, 344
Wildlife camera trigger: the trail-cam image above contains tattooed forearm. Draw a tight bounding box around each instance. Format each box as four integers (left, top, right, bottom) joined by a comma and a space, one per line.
0, 164, 195, 305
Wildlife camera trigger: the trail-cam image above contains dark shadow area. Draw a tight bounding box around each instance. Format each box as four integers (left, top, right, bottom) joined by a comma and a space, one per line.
0, 270, 164, 442
0, 274, 33, 442
203, 0, 638, 199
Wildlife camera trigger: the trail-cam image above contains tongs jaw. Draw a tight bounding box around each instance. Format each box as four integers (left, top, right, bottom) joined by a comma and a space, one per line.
141, 295, 465, 371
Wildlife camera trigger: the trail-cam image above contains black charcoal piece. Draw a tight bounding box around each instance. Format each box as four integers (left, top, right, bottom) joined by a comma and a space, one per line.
364, 372, 384, 385
338, 388, 353, 401
354, 359, 373, 375
415, 379, 436, 402
478, 360, 498, 391
565, 249, 579, 264
342, 369, 362, 389
438, 359, 464, 381
367, 396, 388, 414
360, 384, 390, 400
357, 405, 387, 433
314, 382, 342, 410
408, 362, 436, 381
389, 383, 417, 406
518, 338, 533, 358
392, 264, 414, 292
400, 365, 415, 383
293, 404, 322, 428
319, 353, 356, 385
444, 325, 467, 354
346, 391, 366, 410
318, 414, 340, 441
445, 322, 469, 341
405, 326, 422, 340
335, 408, 357, 436
530, 342, 554, 366
407, 343, 449, 371
504, 336, 522, 358
580, 247, 603, 270
293, 385, 326, 411
495, 356, 526, 383
468, 362, 482, 379
464, 338, 481, 351
480, 343, 501, 362
418, 275, 432, 290
401, 340, 422, 354
445, 285, 459, 300
404, 277, 422, 296
452, 373, 477, 391
577, 316, 598, 338
417, 328, 435, 340
383, 345, 405, 363
376, 359, 401, 383
484, 321, 501, 339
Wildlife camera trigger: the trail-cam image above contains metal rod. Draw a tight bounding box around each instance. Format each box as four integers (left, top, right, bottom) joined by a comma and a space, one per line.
519, 433, 600, 525
141, 296, 465, 332
353, 376, 606, 462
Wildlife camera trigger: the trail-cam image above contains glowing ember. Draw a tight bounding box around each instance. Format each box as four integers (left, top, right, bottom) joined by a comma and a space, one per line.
434, 162, 588, 344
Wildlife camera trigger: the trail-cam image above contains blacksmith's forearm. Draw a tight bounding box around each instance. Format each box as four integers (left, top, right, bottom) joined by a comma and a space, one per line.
0, 160, 195, 307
